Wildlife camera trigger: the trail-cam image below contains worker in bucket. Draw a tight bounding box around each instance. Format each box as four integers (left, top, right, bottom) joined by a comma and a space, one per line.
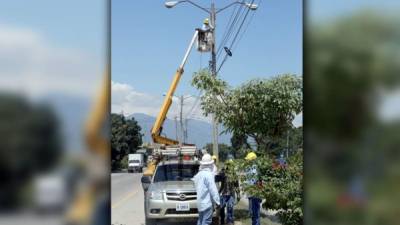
202, 18, 212, 31
218, 154, 240, 225
193, 153, 220, 225
245, 152, 262, 225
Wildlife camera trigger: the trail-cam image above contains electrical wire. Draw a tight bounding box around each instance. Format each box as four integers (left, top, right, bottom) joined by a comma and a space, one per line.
216, 2, 242, 57
217, 0, 259, 74
232, 0, 261, 51
216, 1, 246, 61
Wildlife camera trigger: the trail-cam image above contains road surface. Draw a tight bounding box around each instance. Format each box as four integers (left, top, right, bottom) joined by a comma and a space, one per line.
111, 173, 196, 225
111, 172, 145, 225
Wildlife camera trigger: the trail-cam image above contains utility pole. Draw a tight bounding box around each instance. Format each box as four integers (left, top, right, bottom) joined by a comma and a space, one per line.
210, 1, 219, 161
184, 119, 188, 143
180, 95, 184, 145
174, 116, 178, 141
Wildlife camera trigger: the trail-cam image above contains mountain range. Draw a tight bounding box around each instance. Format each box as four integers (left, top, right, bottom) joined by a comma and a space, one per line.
128, 113, 231, 148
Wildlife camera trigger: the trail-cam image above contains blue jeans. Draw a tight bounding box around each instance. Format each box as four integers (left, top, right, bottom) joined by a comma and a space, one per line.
220, 195, 234, 224
248, 197, 261, 225
197, 207, 213, 225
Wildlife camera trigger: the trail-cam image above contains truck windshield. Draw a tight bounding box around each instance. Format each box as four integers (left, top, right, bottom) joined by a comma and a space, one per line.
129, 160, 140, 163
153, 164, 199, 182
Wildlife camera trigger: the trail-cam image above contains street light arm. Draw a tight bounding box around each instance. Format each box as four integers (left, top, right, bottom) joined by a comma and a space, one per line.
170, 0, 210, 13
216, 1, 257, 13
185, 0, 210, 13
216, 1, 241, 13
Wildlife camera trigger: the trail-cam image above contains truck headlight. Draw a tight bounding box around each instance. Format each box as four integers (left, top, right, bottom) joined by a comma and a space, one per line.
149, 191, 163, 200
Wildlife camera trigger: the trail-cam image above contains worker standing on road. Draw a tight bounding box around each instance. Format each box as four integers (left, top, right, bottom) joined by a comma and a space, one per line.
245, 152, 262, 225
193, 153, 220, 225
218, 155, 240, 225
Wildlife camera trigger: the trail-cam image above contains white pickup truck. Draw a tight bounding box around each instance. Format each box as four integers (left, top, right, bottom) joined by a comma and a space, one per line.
128, 153, 145, 173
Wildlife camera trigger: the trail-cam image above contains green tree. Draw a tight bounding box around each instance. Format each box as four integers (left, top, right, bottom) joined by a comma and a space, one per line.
0, 94, 62, 208
230, 132, 250, 159
192, 70, 302, 153
271, 126, 303, 157
307, 11, 400, 225
111, 113, 142, 171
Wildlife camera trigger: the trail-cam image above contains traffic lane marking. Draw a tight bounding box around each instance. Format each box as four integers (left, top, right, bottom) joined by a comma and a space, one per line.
112, 190, 139, 209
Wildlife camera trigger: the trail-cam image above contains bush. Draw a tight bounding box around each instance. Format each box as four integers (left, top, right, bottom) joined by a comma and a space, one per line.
121, 155, 129, 170
234, 150, 303, 225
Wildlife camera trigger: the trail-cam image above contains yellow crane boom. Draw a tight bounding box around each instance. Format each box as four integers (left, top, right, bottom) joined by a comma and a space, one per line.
151, 30, 199, 145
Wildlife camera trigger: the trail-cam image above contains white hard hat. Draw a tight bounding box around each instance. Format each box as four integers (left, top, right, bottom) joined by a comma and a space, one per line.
200, 153, 214, 165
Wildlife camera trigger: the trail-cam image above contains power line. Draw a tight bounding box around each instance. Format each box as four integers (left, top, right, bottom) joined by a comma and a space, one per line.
216, 2, 242, 57
232, 0, 261, 51
216, 1, 246, 61
217, 0, 258, 74
184, 92, 203, 119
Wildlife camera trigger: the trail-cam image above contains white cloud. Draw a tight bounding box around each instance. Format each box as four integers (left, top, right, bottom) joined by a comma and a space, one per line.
111, 81, 209, 121
0, 24, 103, 98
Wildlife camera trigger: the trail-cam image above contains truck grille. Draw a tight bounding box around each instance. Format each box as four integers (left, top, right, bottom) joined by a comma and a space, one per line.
165, 208, 198, 215
166, 192, 197, 201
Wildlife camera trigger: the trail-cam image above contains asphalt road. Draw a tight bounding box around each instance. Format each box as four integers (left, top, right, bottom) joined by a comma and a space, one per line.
111, 172, 145, 225
111, 173, 196, 225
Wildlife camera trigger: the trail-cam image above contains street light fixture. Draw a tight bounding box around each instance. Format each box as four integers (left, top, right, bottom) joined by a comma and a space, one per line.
245, 2, 258, 10
165, 0, 209, 13
165, 1, 179, 8
215, 1, 258, 13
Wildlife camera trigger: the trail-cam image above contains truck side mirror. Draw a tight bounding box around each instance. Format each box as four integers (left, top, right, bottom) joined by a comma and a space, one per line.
141, 175, 151, 191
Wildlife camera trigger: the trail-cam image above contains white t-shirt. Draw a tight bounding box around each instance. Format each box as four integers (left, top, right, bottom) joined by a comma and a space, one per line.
212, 164, 218, 176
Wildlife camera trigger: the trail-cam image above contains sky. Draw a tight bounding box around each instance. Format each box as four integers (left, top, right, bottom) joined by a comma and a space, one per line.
0, 0, 106, 152
111, 0, 303, 122
0, 0, 106, 97
1, 0, 399, 136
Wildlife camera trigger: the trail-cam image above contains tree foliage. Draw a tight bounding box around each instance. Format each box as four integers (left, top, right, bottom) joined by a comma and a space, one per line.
307, 12, 400, 225
0, 94, 62, 208
234, 150, 303, 225
271, 126, 303, 157
230, 132, 250, 159
111, 113, 142, 171
192, 70, 302, 152
307, 12, 400, 140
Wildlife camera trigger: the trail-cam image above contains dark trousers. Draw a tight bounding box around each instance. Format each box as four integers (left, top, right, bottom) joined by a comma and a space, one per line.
220, 195, 234, 224
248, 197, 261, 225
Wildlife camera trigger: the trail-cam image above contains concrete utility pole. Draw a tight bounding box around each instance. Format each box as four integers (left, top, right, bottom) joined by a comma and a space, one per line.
184, 119, 188, 143
174, 116, 178, 141
210, 1, 219, 161
180, 95, 184, 145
